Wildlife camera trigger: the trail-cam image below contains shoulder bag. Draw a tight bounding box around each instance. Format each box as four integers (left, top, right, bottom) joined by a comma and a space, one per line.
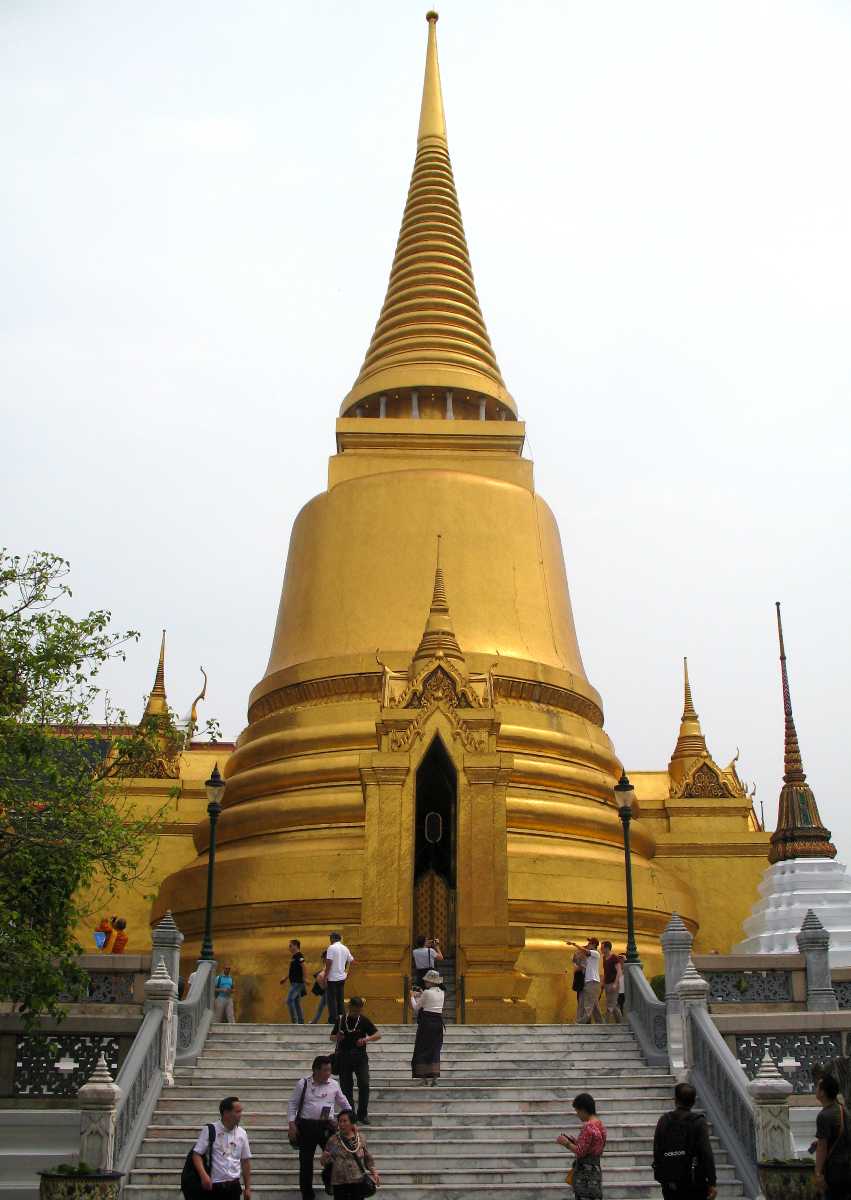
181, 1122, 215, 1199
825, 1105, 848, 1188
289, 1079, 308, 1148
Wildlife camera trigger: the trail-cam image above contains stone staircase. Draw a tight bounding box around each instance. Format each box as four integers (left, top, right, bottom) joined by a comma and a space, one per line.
127, 1023, 744, 1200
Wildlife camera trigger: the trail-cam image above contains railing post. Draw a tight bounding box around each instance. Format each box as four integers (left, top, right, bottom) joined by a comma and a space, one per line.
151, 909, 184, 999
797, 909, 838, 1011
676, 957, 711, 1073
747, 1052, 795, 1162
78, 1053, 122, 1171
145, 960, 177, 1087
661, 914, 693, 1077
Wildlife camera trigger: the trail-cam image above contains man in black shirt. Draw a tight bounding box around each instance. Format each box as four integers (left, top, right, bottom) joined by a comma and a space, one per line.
330, 997, 381, 1124
282, 938, 306, 1024
653, 1082, 717, 1200
815, 1073, 850, 1200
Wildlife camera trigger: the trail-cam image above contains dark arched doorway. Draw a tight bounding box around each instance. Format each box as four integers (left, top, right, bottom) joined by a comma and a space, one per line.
413, 737, 457, 955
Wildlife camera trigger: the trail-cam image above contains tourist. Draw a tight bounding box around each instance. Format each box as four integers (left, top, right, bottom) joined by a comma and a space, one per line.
331, 997, 381, 1124
288, 1055, 349, 1200
570, 945, 586, 1022
569, 938, 603, 1024
94, 916, 114, 951
601, 942, 623, 1024
814, 1073, 850, 1199
321, 1109, 379, 1199
653, 1082, 716, 1200
310, 951, 329, 1024
557, 1092, 607, 1200
191, 1095, 252, 1199
412, 935, 444, 986
214, 965, 236, 1023
111, 917, 128, 954
410, 968, 445, 1086
616, 951, 625, 1014
282, 938, 307, 1025
325, 932, 354, 1025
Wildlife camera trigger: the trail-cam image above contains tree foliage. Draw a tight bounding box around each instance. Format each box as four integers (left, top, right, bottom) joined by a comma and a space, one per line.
0, 550, 204, 1026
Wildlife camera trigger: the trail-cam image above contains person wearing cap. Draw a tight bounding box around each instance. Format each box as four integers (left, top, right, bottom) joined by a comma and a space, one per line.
410, 968, 445, 1086
325, 933, 354, 1025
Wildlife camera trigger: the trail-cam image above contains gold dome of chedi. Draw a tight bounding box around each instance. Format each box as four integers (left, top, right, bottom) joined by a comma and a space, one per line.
153, 13, 697, 1022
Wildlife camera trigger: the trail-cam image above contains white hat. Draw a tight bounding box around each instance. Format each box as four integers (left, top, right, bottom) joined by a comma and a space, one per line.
423, 969, 442, 985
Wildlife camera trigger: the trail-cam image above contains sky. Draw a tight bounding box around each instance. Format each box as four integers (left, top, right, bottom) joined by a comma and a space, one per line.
2, 2, 850, 855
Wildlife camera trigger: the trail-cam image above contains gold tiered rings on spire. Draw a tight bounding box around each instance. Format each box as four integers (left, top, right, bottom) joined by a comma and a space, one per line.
768, 603, 835, 863
341, 11, 514, 418
142, 629, 168, 719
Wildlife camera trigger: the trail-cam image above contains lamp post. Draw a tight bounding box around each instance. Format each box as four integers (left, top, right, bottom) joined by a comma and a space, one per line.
615, 772, 641, 965
200, 762, 226, 961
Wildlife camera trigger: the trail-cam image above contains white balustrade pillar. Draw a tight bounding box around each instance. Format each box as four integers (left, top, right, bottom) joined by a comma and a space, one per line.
662, 914, 694, 1076
676, 957, 711, 1076
747, 1053, 795, 1161
151, 910, 184, 1000
145, 960, 177, 1087
78, 1054, 122, 1171
797, 910, 838, 1011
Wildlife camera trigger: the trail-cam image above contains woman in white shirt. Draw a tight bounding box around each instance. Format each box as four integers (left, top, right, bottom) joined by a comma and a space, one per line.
410, 968, 445, 1086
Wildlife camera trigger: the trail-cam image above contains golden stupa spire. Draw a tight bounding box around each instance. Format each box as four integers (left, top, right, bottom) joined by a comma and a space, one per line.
341, 12, 514, 419
669, 657, 709, 762
768, 603, 835, 863
411, 536, 465, 672
141, 629, 168, 719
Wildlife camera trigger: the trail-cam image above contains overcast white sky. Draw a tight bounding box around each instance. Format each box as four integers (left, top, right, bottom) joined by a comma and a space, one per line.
2, 2, 850, 859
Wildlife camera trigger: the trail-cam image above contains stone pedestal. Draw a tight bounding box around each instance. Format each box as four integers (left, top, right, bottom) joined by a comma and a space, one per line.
151, 910, 184, 999
144, 961, 177, 1087
662, 913, 694, 1077
77, 1054, 121, 1171
747, 1052, 795, 1162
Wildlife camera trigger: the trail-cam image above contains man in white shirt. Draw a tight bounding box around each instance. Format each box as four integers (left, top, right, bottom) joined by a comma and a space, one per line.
191, 1095, 252, 1198
287, 1055, 349, 1200
324, 931, 354, 1025
568, 937, 603, 1024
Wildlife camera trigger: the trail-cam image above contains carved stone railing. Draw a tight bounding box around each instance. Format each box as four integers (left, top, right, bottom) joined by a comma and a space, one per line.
690, 1002, 759, 1199
624, 961, 668, 1067
176, 959, 216, 1065
57, 955, 152, 1007
702, 969, 794, 1005
113, 1006, 163, 1175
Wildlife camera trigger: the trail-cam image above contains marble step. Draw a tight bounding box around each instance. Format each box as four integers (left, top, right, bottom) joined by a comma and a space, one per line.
131, 1163, 742, 1184
149, 1104, 672, 1125
126, 1187, 743, 1200
144, 1119, 687, 1139
156, 1085, 674, 1106
196, 1048, 643, 1061
136, 1133, 727, 1158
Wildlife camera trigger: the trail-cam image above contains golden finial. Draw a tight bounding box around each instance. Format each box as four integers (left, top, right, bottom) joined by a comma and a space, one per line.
669, 656, 708, 764
142, 629, 168, 720
768, 603, 835, 863
411, 539, 465, 672
341, 13, 514, 418
418, 11, 446, 145
186, 666, 208, 745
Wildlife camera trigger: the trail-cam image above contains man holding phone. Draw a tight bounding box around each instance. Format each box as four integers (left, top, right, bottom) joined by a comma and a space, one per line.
287, 1056, 348, 1200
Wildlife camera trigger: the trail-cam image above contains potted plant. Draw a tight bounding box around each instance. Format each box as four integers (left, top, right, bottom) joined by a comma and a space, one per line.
38, 1163, 123, 1200
757, 1158, 816, 1200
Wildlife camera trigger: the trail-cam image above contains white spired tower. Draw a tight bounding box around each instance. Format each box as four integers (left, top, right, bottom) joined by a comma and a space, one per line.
736, 603, 851, 964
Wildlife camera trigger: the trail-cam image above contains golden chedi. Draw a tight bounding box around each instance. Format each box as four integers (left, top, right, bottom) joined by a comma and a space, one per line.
154, 13, 765, 1022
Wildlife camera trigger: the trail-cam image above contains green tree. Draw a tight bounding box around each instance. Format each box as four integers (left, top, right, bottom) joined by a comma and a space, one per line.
0, 550, 204, 1026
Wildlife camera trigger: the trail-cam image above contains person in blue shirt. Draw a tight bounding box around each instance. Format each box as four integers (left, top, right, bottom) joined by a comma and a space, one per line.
214, 965, 236, 1023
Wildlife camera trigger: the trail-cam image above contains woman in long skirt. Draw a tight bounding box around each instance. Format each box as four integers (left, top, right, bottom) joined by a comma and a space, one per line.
410, 968, 445, 1086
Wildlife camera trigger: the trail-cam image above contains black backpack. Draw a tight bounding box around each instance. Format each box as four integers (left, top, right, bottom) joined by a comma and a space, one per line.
181, 1122, 216, 1199
653, 1111, 701, 1188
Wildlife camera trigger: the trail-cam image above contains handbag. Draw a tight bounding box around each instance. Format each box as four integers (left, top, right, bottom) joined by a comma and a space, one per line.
180, 1122, 215, 1199
355, 1152, 377, 1197
289, 1079, 308, 1148
565, 1167, 574, 1187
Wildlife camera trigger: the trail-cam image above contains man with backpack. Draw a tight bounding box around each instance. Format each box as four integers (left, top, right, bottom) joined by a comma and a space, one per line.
814, 1072, 850, 1199
653, 1082, 717, 1200
185, 1095, 252, 1198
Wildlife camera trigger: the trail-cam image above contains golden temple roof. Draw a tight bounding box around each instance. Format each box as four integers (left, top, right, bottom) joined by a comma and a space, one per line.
768, 603, 835, 863
411, 540, 466, 674
341, 12, 514, 418
141, 629, 168, 719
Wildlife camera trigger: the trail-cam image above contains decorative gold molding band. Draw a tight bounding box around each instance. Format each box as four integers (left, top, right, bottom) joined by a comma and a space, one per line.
249, 670, 603, 728
653, 841, 770, 857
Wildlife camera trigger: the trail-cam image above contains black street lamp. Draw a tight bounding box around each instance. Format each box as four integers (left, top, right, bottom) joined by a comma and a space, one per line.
615, 772, 641, 966
200, 762, 226, 962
